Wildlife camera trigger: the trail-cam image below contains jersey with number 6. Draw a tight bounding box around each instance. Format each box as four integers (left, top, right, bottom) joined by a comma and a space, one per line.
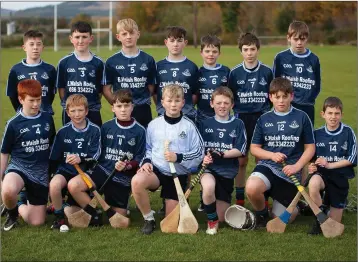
155, 57, 199, 118
199, 116, 247, 179
1, 111, 56, 186
251, 107, 315, 183
272, 48, 321, 106
197, 64, 230, 121
56, 52, 105, 111
229, 61, 273, 114
314, 123, 357, 178
49, 119, 101, 176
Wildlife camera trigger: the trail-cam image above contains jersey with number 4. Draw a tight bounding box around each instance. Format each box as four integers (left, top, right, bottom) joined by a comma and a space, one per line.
229, 61, 273, 114
6, 59, 57, 114
314, 123, 357, 178
49, 119, 101, 176
199, 116, 247, 179
197, 64, 230, 121
251, 107, 315, 183
104, 50, 156, 105
273, 48, 321, 106
1, 111, 56, 186
56, 52, 105, 111
155, 57, 199, 118
96, 118, 146, 186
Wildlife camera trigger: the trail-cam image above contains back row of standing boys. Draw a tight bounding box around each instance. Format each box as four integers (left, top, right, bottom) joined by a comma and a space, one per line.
2, 18, 356, 236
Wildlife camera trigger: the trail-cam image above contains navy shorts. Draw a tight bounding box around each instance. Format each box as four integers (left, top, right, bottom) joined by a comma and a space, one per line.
88, 166, 131, 209
52, 171, 81, 207
6, 169, 48, 206
132, 103, 153, 129
236, 111, 263, 154
150, 166, 188, 201
202, 169, 234, 204
292, 103, 315, 125
252, 165, 298, 207
313, 172, 349, 209
63, 109, 102, 127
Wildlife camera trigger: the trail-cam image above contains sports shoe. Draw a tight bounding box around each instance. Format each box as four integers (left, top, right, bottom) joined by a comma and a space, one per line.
308, 219, 322, 235
1, 204, 8, 217
51, 218, 66, 229
3, 215, 18, 231
141, 219, 156, 235
206, 220, 219, 235
197, 202, 204, 212
255, 214, 269, 228
89, 212, 103, 227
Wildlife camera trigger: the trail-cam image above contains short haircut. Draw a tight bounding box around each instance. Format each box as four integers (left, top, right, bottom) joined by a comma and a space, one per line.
287, 20, 309, 38
322, 96, 343, 112
162, 84, 184, 99
23, 30, 43, 44
165, 26, 186, 39
116, 18, 139, 33
200, 35, 221, 51
211, 86, 234, 104
17, 79, 42, 99
113, 89, 133, 104
71, 21, 92, 35
66, 94, 88, 111
238, 32, 260, 51
269, 77, 293, 95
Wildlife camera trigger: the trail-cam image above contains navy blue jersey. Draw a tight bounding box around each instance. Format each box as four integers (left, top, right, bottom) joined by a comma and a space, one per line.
155, 57, 199, 118
197, 64, 230, 121
56, 52, 104, 111
1, 111, 56, 186
252, 106, 315, 183
199, 116, 247, 179
273, 48, 321, 105
6, 59, 57, 114
49, 119, 101, 176
314, 123, 357, 179
228, 61, 273, 114
96, 118, 146, 186
104, 50, 156, 105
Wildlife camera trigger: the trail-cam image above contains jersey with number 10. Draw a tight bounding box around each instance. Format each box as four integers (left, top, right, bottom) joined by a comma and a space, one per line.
56, 52, 105, 111
197, 64, 230, 121
229, 61, 273, 114
155, 57, 199, 118
273, 48, 321, 105
251, 107, 315, 183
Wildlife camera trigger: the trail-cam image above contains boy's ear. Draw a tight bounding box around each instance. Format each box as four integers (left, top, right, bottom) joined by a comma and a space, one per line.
184, 39, 188, 45
320, 111, 325, 118
286, 35, 291, 42
210, 100, 214, 108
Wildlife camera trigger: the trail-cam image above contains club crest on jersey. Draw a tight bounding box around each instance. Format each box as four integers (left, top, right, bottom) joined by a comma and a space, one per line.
221, 76, 228, 83
89, 70, 96, 77
182, 69, 191, 77
41, 72, 49, 79
179, 131, 187, 139
341, 141, 348, 150
128, 138, 136, 146
289, 121, 299, 129
306, 66, 313, 73
45, 123, 50, 131
229, 130, 237, 138
259, 77, 267, 86
140, 63, 148, 71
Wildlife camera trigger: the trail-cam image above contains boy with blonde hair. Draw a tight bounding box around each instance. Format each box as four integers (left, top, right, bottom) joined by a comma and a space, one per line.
131, 84, 204, 235
103, 18, 156, 128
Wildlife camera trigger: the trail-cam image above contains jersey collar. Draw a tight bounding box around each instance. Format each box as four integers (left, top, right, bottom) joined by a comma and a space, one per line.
242, 61, 261, 73
20, 109, 42, 119
165, 56, 187, 63
203, 64, 222, 70
214, 115, 235, 123
21, 59, 43, 67
115, 118, 136, 129
71, 118, 90, 132
73, 51, 94, 62
324, 122, 344, 136
289, 48, 311, 58
273, 106, 293, 116
120, 49, 141, 58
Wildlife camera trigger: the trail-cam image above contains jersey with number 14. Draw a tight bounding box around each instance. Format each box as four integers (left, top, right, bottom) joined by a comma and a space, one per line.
252, 107, 315, 183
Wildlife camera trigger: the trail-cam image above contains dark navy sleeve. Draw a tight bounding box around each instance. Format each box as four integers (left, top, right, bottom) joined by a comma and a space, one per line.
313, 57, 321, 100
98, 61, 105, 93
49, 132, 63, 161
1, 121, 15, 154
6, 68, 18, 98
134, 129, 146, 164
49, 116, 56, 146
301, 114, 315, 144
191, 65, 200, 95
48, 66, 57, 105
147, 57, 156, 85
104, 60, 114, 86
272, 54, 281, 78
228, 71, 238, 103
251, 117, 264, 145
347, 127, 357, 166
88, 128, 101, 161
56, 60, 66, 89
235, 120, 247, 154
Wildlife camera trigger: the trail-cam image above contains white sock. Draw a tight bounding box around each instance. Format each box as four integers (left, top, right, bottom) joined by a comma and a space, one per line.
143, 210, 155, 221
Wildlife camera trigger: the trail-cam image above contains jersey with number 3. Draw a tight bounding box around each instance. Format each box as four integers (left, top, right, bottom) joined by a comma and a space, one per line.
251, 107, 315, 183
49, 119, 101, 176
273, 48, 321, 106
229, 61, 272, 114
314, 123, 357, 178
1, 111, 55, 186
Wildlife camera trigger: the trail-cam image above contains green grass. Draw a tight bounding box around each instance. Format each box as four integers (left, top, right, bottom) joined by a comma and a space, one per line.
1, 45, 357, 261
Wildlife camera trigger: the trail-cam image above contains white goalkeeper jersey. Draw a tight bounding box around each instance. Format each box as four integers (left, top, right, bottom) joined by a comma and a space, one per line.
143, 114, 204, 176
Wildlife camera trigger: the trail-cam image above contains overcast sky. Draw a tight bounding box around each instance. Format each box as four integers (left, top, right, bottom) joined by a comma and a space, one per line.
1, 2, 63, 11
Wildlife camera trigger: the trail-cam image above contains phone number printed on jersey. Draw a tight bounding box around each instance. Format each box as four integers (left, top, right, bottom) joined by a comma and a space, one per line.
240, 97, 266, 104
268, 141, 295, 147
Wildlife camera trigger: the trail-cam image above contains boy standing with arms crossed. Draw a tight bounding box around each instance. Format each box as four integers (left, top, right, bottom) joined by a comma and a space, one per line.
307, 97, 357, 235
56, 21, 105, 127
103, 18, 157, 128
228, 33, 273, 207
